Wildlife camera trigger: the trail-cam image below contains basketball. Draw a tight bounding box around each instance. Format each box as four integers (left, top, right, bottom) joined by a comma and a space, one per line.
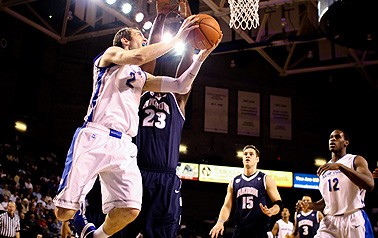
188, 14, 222, 50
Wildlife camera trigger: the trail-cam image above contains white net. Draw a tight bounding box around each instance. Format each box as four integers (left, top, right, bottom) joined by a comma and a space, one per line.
229, 0, 260, 30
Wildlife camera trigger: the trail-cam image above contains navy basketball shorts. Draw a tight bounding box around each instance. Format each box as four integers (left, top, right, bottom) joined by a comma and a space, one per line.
139, 170, 182, 238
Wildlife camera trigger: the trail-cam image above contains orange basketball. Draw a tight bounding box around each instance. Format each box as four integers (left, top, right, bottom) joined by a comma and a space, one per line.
188, 14, 222, 50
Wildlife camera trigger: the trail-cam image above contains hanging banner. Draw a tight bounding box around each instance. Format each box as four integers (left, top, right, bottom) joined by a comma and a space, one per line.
237, 91, 260, 136
204, 87, 228, 134
270, 95, 292, 140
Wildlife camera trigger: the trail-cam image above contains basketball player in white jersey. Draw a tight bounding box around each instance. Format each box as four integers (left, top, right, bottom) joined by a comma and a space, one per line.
271, 208, 293, 238
53, 14, 222, 238
296, 129, 374, 238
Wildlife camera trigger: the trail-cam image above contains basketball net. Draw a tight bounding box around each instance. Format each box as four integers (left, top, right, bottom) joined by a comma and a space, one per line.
229, 0, 260, 30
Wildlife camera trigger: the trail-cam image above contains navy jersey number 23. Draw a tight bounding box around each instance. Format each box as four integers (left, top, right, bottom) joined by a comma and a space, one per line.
136, 92, 185, 169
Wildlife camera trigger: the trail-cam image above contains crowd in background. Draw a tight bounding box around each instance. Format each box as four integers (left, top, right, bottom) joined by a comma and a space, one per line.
0, 142, 63, 238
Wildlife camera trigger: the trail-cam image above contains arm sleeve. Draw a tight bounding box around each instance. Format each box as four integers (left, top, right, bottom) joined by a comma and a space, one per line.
160, 59, 202, 94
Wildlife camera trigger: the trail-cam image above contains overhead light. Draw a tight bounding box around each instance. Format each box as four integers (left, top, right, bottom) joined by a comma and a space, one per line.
179, 144, 187, 154
135, 12, 144, 22
143, 21, 152, 30
314, 158, 327, 166
175, 42, 185, 55
122, 3, 132, 14
106, 0, 117, 4
236, 150, 243, 158
15, 121, 27, 132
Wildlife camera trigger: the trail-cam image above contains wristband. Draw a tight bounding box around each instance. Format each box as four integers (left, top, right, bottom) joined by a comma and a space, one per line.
217, 219, 225, 223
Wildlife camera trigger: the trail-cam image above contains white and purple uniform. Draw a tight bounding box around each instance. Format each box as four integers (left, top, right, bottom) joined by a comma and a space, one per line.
53, 53, 146, 213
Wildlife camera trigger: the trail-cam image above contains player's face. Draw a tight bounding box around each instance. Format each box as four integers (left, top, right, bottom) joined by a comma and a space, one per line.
242, 148, 259, 168
127, 29, 148, 50
281, 208, 290, 218
302, 196, 312, 203
329, 130, 348, 152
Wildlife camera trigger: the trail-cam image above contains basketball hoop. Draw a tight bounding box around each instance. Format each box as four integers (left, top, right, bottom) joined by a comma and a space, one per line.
229, 0, 260, 30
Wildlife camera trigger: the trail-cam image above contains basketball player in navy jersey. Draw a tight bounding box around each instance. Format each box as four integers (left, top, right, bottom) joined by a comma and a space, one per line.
296, 129, 374, 238
118, 0, 205, 237
53, 10, 221, 238
209, 145, 283, 238
287, 195, 323, 238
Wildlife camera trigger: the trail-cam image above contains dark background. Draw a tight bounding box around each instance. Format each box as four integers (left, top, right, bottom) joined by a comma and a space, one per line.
1, 2, 378, 236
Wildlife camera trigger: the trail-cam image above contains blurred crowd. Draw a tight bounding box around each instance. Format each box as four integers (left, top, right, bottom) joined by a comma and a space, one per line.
0, 142, 64, 238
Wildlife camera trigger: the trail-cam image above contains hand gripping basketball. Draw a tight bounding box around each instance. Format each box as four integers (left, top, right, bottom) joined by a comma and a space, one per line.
188, 14, 222, 50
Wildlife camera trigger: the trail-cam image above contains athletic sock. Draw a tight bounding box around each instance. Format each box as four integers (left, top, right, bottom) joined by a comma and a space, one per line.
93, 224, 110, 238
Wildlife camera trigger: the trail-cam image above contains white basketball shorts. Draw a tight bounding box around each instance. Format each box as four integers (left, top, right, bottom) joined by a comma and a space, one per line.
314, 209, 365, 238
53, 122, 142, 214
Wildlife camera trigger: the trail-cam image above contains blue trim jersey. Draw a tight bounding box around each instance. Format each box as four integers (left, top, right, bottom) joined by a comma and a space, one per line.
136, 92, 185, 169
319, 154, 366, 215
84, 53, 147, 137
232, 171, 269, 237
296, 210, 320, 238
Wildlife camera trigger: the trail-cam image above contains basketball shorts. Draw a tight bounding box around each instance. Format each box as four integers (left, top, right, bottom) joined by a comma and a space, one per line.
314, 209, 366, 238
126, 170, 182, 238
53, 123, 143, 213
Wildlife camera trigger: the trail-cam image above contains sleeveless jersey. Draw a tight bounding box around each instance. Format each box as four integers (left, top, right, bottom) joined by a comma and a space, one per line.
296, 210, 320, 238
232, 171, 269, 231
84, 53, 147, 137
319, 154, 366, 215
136, 92, 185, 169
275, 219, 294, 238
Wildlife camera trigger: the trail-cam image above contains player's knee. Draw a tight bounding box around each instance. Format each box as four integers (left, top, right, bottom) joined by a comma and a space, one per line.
125, 208, 140, 222
55, 207, 76, 221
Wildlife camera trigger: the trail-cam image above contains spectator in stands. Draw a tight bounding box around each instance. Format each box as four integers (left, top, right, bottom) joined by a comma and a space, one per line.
26, 213, 41, 238
10, 191, 20, 202
1, 196, 9, 210
21, 198, 29, 214
2, 184, 11, 198
32, 186, 42, 201
46, 199, 55, 211
24, 178, 33, 190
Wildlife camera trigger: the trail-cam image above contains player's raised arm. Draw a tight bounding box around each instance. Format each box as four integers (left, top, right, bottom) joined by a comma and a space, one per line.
143, 36, 222, 93
100, 15, 199, 67
209, 182, 234, 238
141, 0, 178, 73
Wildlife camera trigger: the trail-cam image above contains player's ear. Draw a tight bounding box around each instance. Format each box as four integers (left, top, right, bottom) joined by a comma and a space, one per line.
121, 38, 129, 48
344, 140, 349, 147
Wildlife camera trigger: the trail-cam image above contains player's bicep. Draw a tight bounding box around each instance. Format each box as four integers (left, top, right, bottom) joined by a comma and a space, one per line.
102, 47, 144, 67
265, 175, 281, 202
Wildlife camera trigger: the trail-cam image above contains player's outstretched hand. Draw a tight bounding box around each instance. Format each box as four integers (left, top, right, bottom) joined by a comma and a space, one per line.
259, 203, 275, 217
296, 200, 309, 212
209, 222, 224, 238
197, 34, 223, 61
175, 15, 199, 41
156, 0, 178, 15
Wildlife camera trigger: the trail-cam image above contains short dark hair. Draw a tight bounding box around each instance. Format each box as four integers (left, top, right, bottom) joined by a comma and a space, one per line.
242, 145, 260, 157
113, 27, 139, 47
334, 128, 350, 141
